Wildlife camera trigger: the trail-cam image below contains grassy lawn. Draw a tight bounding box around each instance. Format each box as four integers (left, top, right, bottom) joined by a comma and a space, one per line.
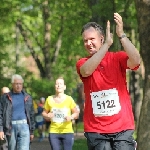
73, 138, 87, 150
73, 122, 88, 150
73, 121, 84, 133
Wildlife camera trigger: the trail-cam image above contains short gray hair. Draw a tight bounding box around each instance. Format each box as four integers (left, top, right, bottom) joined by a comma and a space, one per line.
11, 74, 24, 83
81, 22, 105, 37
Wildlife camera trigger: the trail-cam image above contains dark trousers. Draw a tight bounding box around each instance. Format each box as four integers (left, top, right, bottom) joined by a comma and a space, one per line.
84, 130, 137, 150
49, 133, 74, 150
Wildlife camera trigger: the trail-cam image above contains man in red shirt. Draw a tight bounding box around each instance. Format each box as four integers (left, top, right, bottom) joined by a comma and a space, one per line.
76, 13, 140, 150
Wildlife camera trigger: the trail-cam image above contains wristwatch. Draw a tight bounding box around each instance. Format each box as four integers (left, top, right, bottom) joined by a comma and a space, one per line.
119, 33, 126, 39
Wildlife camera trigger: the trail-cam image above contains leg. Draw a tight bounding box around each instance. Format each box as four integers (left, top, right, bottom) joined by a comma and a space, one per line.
113, 140, 137, 150
49, 133, 62, 150
84, 132, 112, 150
0, 145, 3, 150
41, 123, 46, 138
62, 133, 74, 150
87, 140, 112, 150
7, 125, 17, 150
113, 130, 137, 150
16, 124, 30, 150
38, 124, 43, 142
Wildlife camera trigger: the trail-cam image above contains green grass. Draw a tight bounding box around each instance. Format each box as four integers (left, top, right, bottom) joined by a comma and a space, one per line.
73, 121, 84, 132
72, 122, 87, 150
73, 138, 87, 150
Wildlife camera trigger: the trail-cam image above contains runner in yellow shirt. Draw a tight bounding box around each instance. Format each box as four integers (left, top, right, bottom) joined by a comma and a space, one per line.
42, 77, 80, 150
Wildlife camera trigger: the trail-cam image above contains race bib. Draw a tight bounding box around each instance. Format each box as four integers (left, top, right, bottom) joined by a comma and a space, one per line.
35, 115, 44, 122
52, 108, 68, 123
90, 88, 121, 116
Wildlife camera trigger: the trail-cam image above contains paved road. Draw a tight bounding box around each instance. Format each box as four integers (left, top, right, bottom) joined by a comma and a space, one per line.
30, 133, 85, 150
30, 138, 51, 150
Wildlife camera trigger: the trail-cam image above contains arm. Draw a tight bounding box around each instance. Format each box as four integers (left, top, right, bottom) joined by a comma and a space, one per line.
80, 21, 113, 77
71, 105, 80, 120
80, 43, 110, 77
64, 106, 80, 122
114, 12, 141, 69
0, 96, 5, 140
42, 109, 54, 120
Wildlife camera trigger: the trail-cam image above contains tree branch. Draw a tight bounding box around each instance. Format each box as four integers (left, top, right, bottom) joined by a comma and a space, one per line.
51, 16, 63, 65
16, 20, 46, 78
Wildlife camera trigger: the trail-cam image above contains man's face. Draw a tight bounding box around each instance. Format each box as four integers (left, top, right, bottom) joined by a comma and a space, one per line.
12, 79, 23, 93
82, 27, 103, 55
1, 87, 10, 94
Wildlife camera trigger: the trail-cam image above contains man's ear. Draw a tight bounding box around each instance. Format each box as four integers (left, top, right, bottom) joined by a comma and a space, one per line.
101, 36, 104, 44
101, 38, 104, 44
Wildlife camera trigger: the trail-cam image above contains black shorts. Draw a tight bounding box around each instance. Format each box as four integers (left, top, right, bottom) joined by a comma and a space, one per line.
84, 130, 137, 150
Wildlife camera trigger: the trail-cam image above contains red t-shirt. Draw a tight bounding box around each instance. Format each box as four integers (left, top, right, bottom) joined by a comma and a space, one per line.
76, 51, 139, 133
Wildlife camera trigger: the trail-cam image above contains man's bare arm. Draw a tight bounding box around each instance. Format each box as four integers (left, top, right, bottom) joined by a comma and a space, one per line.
80, 21, 113, 77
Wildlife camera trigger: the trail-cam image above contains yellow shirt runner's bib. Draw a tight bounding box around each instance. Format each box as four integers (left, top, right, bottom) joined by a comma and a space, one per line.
52, 108, 68, 123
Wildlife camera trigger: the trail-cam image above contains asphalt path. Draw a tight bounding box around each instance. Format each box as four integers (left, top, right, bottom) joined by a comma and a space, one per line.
30, 138, 51, 150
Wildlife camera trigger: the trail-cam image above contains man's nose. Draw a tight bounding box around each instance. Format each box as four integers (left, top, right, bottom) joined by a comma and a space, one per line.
87, 40, 91, 45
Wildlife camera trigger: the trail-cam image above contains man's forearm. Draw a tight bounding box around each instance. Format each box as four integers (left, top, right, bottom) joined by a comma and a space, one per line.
120, 36, 141, 68
80, 43, 110, 77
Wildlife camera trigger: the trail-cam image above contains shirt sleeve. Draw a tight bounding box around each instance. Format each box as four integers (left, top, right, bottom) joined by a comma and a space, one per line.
68, 96, 77, 109
44, 96, 51, 112
76, 58, 88, 77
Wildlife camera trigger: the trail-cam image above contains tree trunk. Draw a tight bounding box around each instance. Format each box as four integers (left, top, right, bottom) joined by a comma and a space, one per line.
76, 83, 85, 121
42, 0, 51, 79
17, 1, 63, 80
134, 0, 150, 149
129, 70, 142, 130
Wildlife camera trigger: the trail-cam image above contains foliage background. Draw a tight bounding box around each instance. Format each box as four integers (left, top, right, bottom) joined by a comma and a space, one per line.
0, 0, 138, 101
2, 0, 150, 149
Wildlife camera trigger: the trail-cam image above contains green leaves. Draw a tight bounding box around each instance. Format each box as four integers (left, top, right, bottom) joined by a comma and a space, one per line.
0, 0, 139, 99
